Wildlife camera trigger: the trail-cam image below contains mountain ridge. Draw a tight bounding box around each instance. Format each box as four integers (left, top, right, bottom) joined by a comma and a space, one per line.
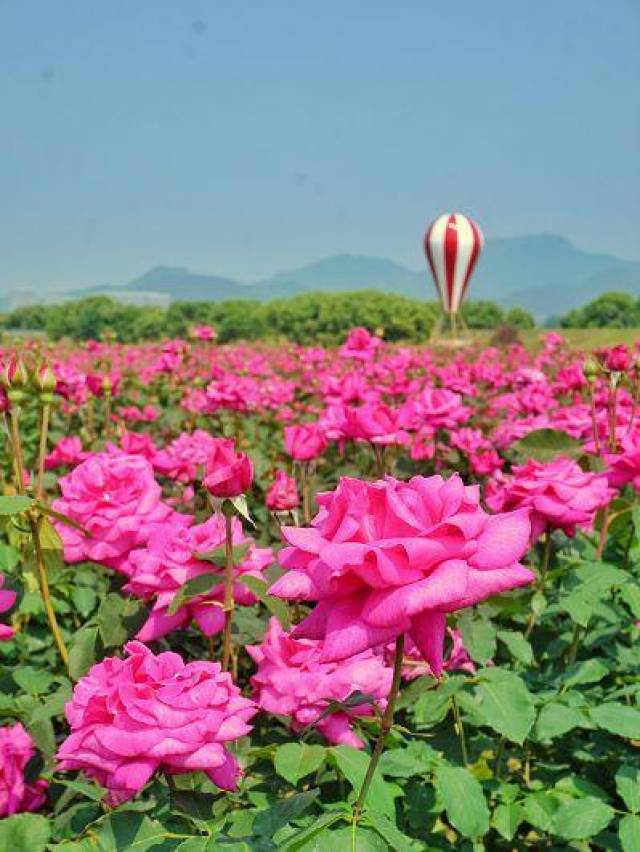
9, 235, 640, 319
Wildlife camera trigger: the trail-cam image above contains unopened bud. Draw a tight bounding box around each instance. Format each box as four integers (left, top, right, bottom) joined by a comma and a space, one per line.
35, 362, 57, 394
583, 358, 599, 382
1, 356, 28, 390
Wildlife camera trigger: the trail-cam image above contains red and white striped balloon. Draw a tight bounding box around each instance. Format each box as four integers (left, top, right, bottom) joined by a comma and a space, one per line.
423, 213, 484, 315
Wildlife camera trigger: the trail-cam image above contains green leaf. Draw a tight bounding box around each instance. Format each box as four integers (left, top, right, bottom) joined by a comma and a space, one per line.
253, 789, 320, 838
274, 743, 326, 785
497, 630, 533, 665
435, 764, 490, 839
316, 827, 389, 851
535, 701, 583, 741
12, 666, 55, 696
410, 676, 465, 727
68, 626, 98, 680
94, 812, 171, 851
0, 542, 19, 571
331, 745, 398, 819
38, 516, 65, 575
379, 743, 436, 778
523, 791, 559, 831
473, 667, 535, 744
280, 812, 345, 851
170, 789, 216, 821
492, 802, 524, 841
620, 815, 640, 852
620, 584, 640, 619
0, 813, 50, 851
167, 572, 224, 615
196, 542, 250, 567
511, 428, 581, 462
0, 495, 35, 515
97, 593, 148, 647
363, 810, 416, 851
590, 703, 640, 739
238, 574, 291, 629
551, 796, 614, 840
563, 658, 610, 687
616, 765, 640, 813
457, 611, 496, 664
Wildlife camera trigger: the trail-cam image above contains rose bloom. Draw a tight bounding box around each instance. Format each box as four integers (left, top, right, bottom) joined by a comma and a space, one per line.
125, 515, 273, 641
0, 573, 16, 641
486, 456, 614, 541
338, 327, 382, 362
203, 439, 253, 498
56, 641, 256, 806
0, 723, 48, 817
270, 474, 533, 676
52, 452, 179, 574
344, 403, 410, 447
44, 435, 89, 470
247, 618, 392, 748
153, 429, 218, 483
601, 431, 640, 492
266, 470, 300, 511
597, 344, 631, 373
284, 423, 328, 461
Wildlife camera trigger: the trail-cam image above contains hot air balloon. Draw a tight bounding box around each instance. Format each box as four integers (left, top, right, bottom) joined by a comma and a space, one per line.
424, 213, 484, 336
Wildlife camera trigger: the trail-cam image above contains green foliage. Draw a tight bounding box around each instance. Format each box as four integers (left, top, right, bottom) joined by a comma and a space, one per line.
1, 291, 535, 343
561, 290, 640, 328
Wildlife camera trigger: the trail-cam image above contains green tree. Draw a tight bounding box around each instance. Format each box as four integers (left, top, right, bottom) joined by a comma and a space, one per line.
561, 291, 639, 328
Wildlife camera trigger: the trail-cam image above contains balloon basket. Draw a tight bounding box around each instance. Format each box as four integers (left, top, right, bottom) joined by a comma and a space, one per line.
429, 312, 472, 348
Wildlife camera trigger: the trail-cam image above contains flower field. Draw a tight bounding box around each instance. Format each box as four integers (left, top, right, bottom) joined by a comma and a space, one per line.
0, 327, 639, 851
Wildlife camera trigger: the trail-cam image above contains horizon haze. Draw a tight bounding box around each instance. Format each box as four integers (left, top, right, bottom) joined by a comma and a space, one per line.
1, 1, 639, 302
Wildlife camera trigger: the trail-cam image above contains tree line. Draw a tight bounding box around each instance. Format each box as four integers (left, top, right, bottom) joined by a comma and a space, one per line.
0, 291, 535, 344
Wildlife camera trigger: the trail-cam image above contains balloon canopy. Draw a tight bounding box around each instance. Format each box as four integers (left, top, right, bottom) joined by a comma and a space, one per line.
424, 213, 484, 316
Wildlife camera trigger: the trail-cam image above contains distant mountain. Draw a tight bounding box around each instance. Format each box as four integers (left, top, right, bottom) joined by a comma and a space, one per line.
41, 235, 640, 319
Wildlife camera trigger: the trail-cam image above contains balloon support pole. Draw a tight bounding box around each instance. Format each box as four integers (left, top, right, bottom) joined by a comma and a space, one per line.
429, 310, 470, 346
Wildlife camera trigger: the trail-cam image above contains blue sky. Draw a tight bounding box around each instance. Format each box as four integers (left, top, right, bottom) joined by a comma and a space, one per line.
1, 0, 638, 292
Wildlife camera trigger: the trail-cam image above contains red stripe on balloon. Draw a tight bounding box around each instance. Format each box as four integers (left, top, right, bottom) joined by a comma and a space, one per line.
423, 221, 439, 302
444, 214, 458, 313
461, 218, 482, 303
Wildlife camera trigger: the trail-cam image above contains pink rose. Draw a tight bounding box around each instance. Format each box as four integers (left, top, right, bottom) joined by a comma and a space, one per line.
284, 423, 327, 461
486, 456, 614, 541
56, 642, 256, 806
266, 470, 300, 511
270, 474, 533, 676
247, 618, 392, 748
125, 515, 273, 641
339, 327, 383, 362
0, 723, 48, 817
0, 573, 16, 641
203, 439, 253, 498
44, 436, 89, 470
344, 403, 410, 447
52, 452, 178, 574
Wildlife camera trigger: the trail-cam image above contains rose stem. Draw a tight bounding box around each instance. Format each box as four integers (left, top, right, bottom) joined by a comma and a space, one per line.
36, 400, 51, 500
353, 633, 404, 821
450, 693, 468, 765
221, 511, 235, 672
524, 528, 552, 640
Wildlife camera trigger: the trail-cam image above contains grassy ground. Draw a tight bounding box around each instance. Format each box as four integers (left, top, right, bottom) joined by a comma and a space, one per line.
465, 328, 640, 351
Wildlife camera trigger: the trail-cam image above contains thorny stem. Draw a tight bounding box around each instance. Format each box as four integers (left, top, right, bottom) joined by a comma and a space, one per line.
36, 402, 51, 500
494, 736, 506, 780
28, 513, 70, 669
450, 693, 468, 766
524, 529, 552, 640
221, 512, 235, 672
9, 408, 26, 494
353, 634, 404, 821
301, 462, 314, 524
567, 623, 583, 665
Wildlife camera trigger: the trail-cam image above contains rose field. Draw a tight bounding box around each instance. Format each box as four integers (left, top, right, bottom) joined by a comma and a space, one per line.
1, 327, 640, 851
